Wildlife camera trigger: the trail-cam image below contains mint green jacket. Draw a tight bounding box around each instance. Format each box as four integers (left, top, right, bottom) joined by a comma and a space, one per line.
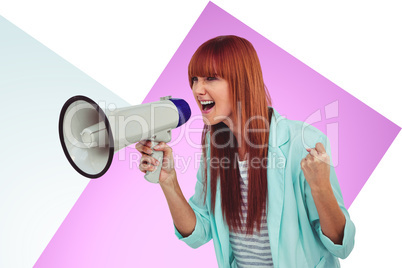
175, 108, 355, 267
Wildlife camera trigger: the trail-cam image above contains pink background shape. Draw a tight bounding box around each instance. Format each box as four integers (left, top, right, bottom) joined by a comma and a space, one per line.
35, 2, 401, 267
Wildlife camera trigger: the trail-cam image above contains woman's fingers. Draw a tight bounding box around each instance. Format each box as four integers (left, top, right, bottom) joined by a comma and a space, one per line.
139, 162, 156, 173
153, 142, 172, 154
136, 140, 161, 173
136, 140, 176, 177
315, 142, 326, 154
139, 155, 160, 173
141, 154, 160, 166
305, 144, 330, 165
308, 148, 319, 158
136, 140, 173, 156
135, 140, 153, 155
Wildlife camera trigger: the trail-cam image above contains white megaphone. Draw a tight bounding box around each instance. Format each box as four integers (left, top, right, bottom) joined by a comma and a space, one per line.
58, 95, 191, 183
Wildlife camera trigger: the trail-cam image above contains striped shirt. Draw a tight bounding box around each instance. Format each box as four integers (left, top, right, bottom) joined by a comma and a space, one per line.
229, 160, 274, 267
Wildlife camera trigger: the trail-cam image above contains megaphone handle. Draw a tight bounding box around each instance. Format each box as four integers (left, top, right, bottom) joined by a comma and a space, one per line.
144, 141, 164, 183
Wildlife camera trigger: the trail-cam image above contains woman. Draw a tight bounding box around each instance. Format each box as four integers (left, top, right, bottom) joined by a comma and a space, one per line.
136, 35, 355, 267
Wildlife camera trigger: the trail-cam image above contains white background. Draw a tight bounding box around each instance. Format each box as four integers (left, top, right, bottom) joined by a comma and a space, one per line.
1, 0, 401, 267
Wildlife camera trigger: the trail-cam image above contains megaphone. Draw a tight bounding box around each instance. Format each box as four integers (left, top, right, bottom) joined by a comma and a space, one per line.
58, 95, 191, 183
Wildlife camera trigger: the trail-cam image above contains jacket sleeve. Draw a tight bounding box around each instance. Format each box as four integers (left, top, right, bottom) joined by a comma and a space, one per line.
174, 155, 213, 249
302, 133, 356, 259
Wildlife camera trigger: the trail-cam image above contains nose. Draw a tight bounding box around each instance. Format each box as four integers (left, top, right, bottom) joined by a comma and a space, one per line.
193, 79, 206, 95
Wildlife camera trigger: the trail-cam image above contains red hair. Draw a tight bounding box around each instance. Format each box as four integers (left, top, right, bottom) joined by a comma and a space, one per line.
188, 35, 273, 235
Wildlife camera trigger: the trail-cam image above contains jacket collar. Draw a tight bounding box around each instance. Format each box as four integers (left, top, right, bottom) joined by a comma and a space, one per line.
269, 106, 290, 149
266, 107, 289, 267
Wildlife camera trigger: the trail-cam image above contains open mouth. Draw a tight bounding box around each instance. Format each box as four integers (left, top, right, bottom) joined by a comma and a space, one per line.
200, 100, 215, 111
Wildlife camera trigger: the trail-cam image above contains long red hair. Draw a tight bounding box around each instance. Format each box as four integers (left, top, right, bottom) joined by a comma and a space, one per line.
188, 35, 273, 235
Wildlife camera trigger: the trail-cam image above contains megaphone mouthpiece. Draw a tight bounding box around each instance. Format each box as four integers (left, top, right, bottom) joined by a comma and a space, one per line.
168, 98, 191, 127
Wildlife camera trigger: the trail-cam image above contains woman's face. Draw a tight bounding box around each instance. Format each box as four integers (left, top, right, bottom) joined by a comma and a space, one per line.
191, 76, 233, 126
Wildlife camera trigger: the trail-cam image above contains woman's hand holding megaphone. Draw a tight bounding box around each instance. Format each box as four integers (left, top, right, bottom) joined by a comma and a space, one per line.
136, 140, 177, 187
136, 139, 196, 237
